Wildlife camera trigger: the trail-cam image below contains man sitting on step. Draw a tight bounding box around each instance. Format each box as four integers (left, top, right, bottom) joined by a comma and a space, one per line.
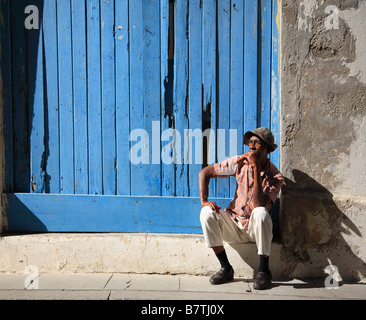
199, 127, 284, 290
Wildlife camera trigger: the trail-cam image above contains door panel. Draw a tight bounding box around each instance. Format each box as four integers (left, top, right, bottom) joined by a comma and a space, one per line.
1, 0, 280, 233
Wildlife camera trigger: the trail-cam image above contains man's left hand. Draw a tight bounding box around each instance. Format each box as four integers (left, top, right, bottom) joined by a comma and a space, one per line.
237, 151, 258, 168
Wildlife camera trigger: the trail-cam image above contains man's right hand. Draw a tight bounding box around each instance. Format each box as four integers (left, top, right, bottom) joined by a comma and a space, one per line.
201, 201, 221, 214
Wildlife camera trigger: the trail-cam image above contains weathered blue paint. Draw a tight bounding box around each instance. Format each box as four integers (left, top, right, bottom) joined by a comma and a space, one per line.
58, 0, 74, 195
44, 0, 60, 194
260, 0, 272, 129
160, 0, 174, 197
244, 0, 259, 140
2, 0, 280, 233
5, 192, 280, 234
187, 0, 202, 198
28, 0, 45, 194
87, 0, 103, 195
202, 0, 217, 199
72, 0, 88, 195
174, 0, 189, 197
101, 0, 117, 196
115, 0, 131, 196
230, 0, 244, 195
216, 0, 230, 199
4, 193, 231, 233
129, 0, 144, 196
143, 0, 162, 196
271, 0, 280, 170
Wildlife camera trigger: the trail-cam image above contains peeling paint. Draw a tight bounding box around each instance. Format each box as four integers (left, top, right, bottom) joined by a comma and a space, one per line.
337, 116, 366, 197
340, 1, 366, 85
281, 0, 366, 281
297, 0, 318, 33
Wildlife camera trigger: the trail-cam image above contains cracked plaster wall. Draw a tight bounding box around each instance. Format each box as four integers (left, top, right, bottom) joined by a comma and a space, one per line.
0, 33, 4, 235
280, 0, 366, 281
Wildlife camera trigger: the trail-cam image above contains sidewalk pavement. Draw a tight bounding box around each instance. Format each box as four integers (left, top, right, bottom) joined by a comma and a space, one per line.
0, 273, 365, 300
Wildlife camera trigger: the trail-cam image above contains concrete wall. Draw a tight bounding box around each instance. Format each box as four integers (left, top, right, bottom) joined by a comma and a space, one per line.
0, 30, 4, 235
279, 0, 366, 281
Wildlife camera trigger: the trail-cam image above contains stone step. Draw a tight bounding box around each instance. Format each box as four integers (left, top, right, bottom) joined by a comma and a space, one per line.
0, 233, 286, 279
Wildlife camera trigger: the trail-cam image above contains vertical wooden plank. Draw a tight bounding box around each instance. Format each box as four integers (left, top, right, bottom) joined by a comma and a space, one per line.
87, 0, 103, 195
202, 0, 216, 197
10, 0, 30, 192
160, 0, 174, 197
58, 0, 74, 194
43, 0, 60, 194
142, 0, 161, 196
101, 0, 116, 195
271, 0, 280, 169
129, 0, 144, 196
216, 0, 230, 198
115, 0, 131, 195
244, 0, 258, 140
230, 0, 244, 194
174, 0, 189, 197
187, 0, 202, 197
1, 0, 14, 192
72, 0, 88, 194
27, 0, 45, 193
270, 0, 280, 238
260, 0, 272, 129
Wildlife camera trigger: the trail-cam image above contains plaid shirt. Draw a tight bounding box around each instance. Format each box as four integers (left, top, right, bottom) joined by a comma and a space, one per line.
213, 155, 284, 230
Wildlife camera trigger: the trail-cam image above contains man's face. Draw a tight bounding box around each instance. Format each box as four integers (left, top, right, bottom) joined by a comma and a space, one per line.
248, 136, 269, 161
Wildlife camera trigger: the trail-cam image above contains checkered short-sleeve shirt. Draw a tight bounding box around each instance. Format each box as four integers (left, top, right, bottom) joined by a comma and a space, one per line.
213, 156, 284, 230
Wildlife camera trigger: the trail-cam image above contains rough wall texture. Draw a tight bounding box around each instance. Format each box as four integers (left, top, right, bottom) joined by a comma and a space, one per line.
0, 39, 4, 234
280, 0, 366, 281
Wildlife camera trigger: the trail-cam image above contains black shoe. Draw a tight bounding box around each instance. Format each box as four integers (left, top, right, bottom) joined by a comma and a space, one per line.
253, 271, 272, 290
209, 267, 234, 285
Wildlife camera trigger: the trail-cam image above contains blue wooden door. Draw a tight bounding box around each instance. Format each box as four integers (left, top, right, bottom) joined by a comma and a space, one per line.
1, 0, 279, 233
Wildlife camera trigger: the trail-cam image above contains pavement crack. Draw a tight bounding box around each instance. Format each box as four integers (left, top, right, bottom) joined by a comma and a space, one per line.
103, 274, 113, 289
126, 280, 131, 289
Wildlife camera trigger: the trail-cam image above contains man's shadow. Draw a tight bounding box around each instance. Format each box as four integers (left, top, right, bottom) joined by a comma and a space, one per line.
230, 169, 366, 283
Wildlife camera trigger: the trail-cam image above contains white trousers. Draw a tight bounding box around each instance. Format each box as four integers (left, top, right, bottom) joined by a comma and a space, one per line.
200, 206, 273, 256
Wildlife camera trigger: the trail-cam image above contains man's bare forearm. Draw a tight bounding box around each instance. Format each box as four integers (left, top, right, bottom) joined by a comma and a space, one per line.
199, 165, 221, 213
199, 166, 211, 205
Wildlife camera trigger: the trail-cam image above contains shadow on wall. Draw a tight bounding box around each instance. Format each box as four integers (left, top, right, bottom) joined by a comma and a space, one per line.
2, 0, 46, 194
228, 169, 366, 282
280, 169, 366, 282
